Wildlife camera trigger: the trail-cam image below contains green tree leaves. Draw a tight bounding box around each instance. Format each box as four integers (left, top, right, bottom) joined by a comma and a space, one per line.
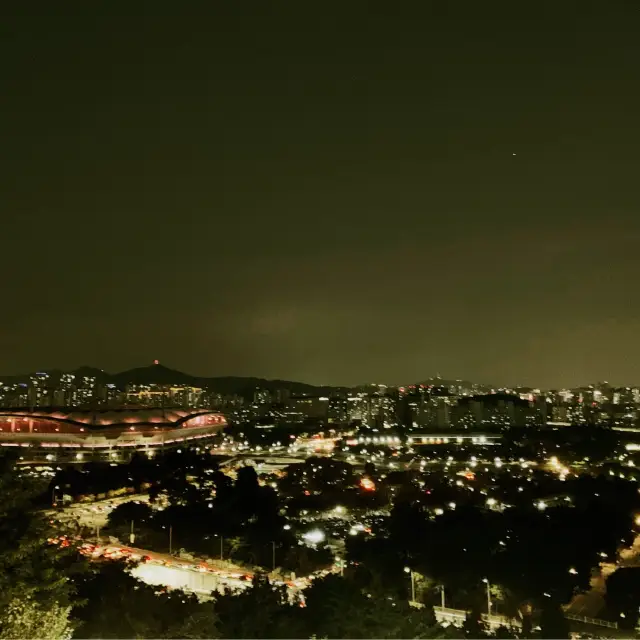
0, 598, 72, 640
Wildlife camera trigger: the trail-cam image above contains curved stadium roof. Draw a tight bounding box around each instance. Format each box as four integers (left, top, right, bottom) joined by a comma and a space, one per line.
0, 408, 223, 429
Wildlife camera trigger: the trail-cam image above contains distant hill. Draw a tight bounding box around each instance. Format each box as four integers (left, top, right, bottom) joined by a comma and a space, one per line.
72, 366, 109, 381
111, 365, 343, 397
0, 366, 110, 385
200, 376, 341, 398
112, 364, 196, 387
0, 363, 346, 399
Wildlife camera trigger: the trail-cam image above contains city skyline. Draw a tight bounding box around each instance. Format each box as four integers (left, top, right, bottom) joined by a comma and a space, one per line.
2, 2, 639, 388
0, 360, 637, 392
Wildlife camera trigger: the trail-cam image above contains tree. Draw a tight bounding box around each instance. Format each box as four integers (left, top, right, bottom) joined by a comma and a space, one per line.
147, 448, 221, 507
214, 573, 302, 638
279, 458, 356, 497
605, 567, 640, 629
301, 573, 441, 639
72, 560, 216, 638
281, 544, 333, 576
538, 601, 570, 639
106, 501, 156, 547
388, 500, 430, 556
235, 465, 260, 496
463, 607, 489, 639
303, 573, 370, 638
493, 625, 519, 639
346, 536, 406, 598
0, 451, 79, 625
0, 597, 72, 640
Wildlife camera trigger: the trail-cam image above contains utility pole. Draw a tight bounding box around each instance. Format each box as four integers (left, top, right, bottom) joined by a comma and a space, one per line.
404, 567, 415, 603
169, 525, 173, 555
440, 585, 446, 609
272, 541, 276, 572
130, 520, 135, 545
220, 536, 224, 561
483, 578, 491, 615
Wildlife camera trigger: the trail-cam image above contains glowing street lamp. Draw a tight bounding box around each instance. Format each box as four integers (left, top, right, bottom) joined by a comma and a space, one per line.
303, 529, 325, 545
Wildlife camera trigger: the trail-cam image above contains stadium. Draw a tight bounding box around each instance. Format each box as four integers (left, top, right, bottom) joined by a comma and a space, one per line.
0, 408, 227, 462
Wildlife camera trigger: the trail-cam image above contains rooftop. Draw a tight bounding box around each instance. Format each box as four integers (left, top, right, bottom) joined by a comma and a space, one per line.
0, 408, 224, 429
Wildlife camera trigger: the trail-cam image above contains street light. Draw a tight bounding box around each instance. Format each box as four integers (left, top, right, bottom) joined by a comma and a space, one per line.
213, 534, 224, 560
303, 529, 325, 545
482, 578, 491, 615
404, 567, 416, 603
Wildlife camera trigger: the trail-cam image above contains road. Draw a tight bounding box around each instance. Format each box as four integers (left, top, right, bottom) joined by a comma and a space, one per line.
88, 543, 255, 594
51, 495, 311, 600
566, 534, 640, 618
76, 541, 309, 601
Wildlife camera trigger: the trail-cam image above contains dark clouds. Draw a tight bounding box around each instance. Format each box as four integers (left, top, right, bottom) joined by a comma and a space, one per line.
1, 1, 639, 387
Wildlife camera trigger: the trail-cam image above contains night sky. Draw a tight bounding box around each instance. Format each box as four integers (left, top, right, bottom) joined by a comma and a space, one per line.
2, 2, 639, 388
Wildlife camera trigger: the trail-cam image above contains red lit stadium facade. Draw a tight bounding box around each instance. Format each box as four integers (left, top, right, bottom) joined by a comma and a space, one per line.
0, 408, 227, 462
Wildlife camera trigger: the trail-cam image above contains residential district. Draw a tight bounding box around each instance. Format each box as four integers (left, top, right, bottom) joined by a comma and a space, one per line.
2, 363, 640, 639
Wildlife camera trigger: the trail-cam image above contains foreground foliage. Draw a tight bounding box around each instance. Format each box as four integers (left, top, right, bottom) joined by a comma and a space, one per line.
0, 452, 80, 637
0, 598, 72, 640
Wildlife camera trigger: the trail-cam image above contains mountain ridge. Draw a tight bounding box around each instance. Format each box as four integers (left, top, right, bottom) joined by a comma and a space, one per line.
0, 363, 346, 398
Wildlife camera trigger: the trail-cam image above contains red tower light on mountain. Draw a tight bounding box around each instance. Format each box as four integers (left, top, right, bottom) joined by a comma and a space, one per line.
153, 360, 159, 365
